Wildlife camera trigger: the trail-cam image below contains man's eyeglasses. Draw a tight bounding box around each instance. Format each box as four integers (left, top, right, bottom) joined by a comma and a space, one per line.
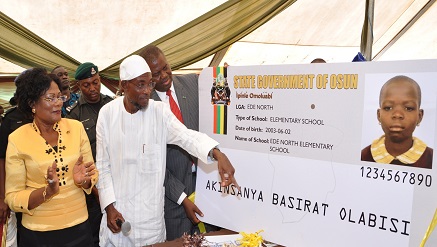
129, 81, 156, 91
42, 95, 68, 103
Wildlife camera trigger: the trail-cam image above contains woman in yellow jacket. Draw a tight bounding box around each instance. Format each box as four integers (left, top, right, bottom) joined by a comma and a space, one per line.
5, 68, 98, 247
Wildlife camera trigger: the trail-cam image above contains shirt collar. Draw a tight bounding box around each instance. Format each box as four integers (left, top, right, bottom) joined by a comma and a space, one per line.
155, 83, 175, 102
370, 135, 427, 164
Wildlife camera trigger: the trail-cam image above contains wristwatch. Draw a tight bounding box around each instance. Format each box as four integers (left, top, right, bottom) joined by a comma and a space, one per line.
209, 146, 220, 161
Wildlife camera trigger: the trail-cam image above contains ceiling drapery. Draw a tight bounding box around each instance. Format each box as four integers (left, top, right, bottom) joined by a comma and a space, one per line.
0, 11, 80, 73
101, 0, 296, 79
0, 0, 296, 82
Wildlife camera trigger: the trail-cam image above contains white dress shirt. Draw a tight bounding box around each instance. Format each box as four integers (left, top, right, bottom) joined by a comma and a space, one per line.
155, 84, 180, 108
96, 97, 218, 246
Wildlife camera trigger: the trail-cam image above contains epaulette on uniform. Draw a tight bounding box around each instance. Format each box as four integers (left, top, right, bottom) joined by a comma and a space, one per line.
66, 100, 79, 113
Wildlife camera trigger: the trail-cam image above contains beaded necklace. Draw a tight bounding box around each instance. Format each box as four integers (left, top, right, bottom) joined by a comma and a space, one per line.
32, 121, 68, 186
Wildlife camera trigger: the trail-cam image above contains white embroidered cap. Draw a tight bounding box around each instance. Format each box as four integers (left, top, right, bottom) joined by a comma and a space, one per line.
119, 55, 151, 81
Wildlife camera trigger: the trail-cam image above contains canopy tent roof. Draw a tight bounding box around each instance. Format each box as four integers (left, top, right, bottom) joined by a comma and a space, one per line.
1, 0, 436, 73
226, 0, 437, 64
0, 0, 436, 103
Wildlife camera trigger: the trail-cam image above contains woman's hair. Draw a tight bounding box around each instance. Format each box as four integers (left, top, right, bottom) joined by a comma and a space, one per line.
48, 73, 62, 89
10, 68, 33, 106
9, 96, 17, 106
17, 68, 60, 114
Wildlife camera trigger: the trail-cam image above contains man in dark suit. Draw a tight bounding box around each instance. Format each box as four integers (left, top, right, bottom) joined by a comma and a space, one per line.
140, 45, 218, 240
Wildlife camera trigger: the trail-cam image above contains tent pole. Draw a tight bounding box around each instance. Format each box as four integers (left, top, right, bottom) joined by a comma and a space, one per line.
360, 0, 375, 61
209, 46, 231, 67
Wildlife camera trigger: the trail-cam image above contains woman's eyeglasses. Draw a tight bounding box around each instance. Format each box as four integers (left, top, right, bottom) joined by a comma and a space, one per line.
42, 95, 68, 103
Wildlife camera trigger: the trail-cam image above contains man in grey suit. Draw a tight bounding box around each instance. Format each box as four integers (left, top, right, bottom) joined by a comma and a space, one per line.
140, 45, 218, 240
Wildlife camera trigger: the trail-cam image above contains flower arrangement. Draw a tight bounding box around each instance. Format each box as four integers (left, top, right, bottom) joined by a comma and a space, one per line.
238, 230, 264, 247
181, 230, 265, 247
182, 232, 206, 247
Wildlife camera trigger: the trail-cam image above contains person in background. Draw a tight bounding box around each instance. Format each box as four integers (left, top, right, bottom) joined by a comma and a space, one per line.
51, 66, 79, 117
140, 45, 219, 240
67, 63, 113, 162
361, 75, 433, 169
96, 55, 238, 246
5, 68, 98, 246
0, 69, 34, 247
352, 52, 366, 62
66, 62, 112, 247
311, 58, 326, 63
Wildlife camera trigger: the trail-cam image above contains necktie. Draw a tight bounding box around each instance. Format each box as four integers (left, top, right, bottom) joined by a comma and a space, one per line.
166, 89, 184, 123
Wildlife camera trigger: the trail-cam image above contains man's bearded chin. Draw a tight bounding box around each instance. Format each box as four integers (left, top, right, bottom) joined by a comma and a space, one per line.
127, 96, 148, 111
138, 103, 148, 111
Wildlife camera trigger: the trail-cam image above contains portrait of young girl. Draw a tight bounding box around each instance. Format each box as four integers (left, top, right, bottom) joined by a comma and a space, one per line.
361, 74, 437, 169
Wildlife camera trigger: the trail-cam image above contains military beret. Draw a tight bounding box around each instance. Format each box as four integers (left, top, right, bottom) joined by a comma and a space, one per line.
75, 62, 99, 80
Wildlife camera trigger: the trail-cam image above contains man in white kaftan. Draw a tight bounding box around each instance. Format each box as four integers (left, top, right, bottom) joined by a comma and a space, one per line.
96, 55, 238, 246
